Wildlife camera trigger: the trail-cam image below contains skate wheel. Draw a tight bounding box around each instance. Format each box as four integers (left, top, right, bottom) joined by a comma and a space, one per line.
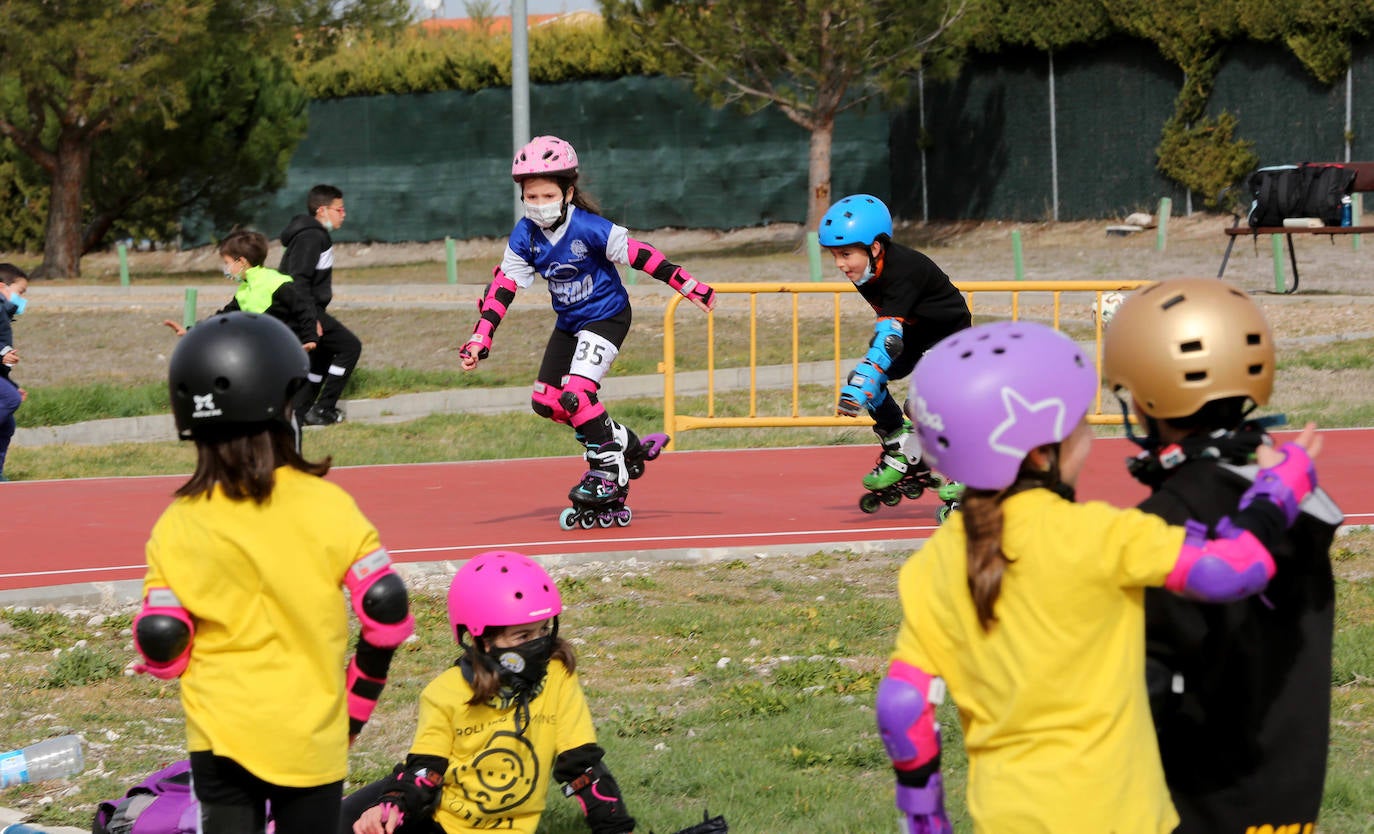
882, 491, 903, 507
627, 461, 646, 480
937, 504, 955, 525
858, 493, 881, 514
579, 513, 596, 530
597, 513, 614, 528
559, 508, 577, 531
615, 507, 633, 527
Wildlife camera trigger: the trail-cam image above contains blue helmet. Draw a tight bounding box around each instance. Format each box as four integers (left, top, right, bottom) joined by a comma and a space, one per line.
818, 194, 893, 247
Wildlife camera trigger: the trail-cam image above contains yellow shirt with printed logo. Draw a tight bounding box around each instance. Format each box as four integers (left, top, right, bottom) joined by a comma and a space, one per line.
142, 466, 382, 787
893, 488, 1184, 834
411, 662, 598, 834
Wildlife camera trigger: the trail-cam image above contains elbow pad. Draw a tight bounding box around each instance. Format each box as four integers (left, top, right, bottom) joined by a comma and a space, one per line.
464, 267, 518, 359
345, 549, 415, 648
1165, 518, 1276, 602
133, 588, 194, 680
876, 659, 943, 774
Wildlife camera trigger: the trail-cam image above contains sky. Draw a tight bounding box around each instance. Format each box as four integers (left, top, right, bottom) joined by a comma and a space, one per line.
410, 0, 599, 17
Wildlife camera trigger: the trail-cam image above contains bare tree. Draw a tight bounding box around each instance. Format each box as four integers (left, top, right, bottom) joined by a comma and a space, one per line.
604, 0, 965, 228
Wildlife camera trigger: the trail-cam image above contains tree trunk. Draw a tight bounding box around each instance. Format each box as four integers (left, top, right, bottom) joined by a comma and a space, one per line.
35, 131, 91, 279
806, 116, 835, 232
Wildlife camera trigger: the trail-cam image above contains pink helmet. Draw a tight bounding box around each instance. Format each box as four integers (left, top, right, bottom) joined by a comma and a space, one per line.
511, 135, 579, 181
448, 550, 563, 639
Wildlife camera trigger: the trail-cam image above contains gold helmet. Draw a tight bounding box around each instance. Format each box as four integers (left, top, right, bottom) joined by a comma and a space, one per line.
1102, 278, 1274, 420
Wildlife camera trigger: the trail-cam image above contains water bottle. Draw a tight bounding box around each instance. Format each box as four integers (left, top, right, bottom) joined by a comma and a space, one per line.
0, 735, 84, 787
1341, 195, 1353, 226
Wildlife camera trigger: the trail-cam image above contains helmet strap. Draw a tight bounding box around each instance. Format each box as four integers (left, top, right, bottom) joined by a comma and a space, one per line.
1121, 405, 1281, 488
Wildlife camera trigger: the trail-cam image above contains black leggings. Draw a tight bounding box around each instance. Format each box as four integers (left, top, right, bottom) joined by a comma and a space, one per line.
190, 751, 342, 834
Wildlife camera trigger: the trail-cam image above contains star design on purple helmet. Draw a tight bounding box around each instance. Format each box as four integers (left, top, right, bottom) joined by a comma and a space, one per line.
988, 386, 1068, 461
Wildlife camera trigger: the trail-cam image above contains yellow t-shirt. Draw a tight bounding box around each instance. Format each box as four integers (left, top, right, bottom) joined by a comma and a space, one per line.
893, 488, 1185, 834
411, 662, 598, 834
142, 466, 382, 788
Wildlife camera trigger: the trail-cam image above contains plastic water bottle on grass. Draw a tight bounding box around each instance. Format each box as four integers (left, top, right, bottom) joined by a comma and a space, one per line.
0, 735, 84, 786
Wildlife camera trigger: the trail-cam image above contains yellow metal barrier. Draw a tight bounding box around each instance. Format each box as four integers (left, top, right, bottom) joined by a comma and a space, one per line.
660, 280, 1153, 436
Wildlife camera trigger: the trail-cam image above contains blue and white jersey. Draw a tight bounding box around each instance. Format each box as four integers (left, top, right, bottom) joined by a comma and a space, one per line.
501, 206, 632, 333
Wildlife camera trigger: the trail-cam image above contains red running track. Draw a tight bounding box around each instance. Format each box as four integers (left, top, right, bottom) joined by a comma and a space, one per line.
4, 430, 1373, 594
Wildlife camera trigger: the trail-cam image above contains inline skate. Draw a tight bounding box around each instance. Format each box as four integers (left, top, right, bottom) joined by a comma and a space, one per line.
934, 480, 964, 525
558, 438, 631, 530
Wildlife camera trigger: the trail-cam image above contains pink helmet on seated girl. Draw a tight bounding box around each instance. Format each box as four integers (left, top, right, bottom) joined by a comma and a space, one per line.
448, 550, 563, 640
908, 320, 1099, 491
512, 135, 579, 182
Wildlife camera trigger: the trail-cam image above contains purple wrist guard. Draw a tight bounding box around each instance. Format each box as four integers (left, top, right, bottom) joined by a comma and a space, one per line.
896, 774, 951, 834
1240, 442, 1315, 526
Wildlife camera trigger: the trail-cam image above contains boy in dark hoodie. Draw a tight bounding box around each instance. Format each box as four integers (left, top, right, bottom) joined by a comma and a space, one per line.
279, 184, 362, 426
0, 263, 28, 481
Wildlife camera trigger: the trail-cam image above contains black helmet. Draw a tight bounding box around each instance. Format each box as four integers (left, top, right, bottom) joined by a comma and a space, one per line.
168, 312, 309, 440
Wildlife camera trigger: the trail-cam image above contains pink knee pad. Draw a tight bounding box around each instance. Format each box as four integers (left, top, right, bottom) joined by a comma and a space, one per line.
560, 375, 606, 430
532, 381, 571, 425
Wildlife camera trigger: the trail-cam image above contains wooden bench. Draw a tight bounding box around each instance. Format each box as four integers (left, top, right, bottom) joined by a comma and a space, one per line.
1218, 161, 1374, 293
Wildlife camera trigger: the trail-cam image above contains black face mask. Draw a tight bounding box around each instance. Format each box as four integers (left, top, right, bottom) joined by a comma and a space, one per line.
491, 634, 554, 698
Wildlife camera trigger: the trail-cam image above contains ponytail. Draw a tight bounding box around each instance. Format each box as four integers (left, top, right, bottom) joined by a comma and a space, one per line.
962, 489, 1007, 631
962, 444, 1064, 631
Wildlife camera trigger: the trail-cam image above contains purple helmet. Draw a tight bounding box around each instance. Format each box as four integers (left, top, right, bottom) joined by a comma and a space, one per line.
447, 550, 562, 639
909, 321, 1098, 490
512, 136, 579, 181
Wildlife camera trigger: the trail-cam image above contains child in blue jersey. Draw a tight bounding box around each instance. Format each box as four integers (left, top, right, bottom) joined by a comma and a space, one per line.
818, 195, 971, 514
876, 320, 1321, 833
459, 136, 716, 514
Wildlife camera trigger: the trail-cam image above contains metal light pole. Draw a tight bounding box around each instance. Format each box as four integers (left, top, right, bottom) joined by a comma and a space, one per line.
511, 0, 531, 223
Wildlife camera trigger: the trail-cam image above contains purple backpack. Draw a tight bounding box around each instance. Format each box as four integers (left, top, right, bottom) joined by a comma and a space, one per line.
92, 760, 198, 834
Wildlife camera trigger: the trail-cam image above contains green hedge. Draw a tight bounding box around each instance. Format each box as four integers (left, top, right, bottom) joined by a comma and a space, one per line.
296, 18, 656, 99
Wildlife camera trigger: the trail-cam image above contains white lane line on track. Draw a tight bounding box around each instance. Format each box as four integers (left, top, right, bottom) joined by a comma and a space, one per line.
8, 514, 1372, 582
388, 525, 939, 556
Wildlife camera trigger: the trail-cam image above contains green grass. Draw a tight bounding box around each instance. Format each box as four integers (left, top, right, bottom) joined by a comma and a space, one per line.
0, 543, 1370, 831
1281, 337, 1374, 372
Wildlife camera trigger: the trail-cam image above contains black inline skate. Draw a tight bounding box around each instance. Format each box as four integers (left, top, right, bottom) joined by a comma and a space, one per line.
560, 440, 633, 530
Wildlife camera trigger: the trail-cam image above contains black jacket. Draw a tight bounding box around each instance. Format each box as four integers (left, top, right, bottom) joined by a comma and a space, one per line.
279, 214, 335, 316
0, 298, 16, 381
1141, 457, 1339, 833
855, 242, 971, 378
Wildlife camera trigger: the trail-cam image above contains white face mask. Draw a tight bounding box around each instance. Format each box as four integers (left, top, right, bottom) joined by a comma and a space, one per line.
524, 200, 565, 229
851, 263, 876, 286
